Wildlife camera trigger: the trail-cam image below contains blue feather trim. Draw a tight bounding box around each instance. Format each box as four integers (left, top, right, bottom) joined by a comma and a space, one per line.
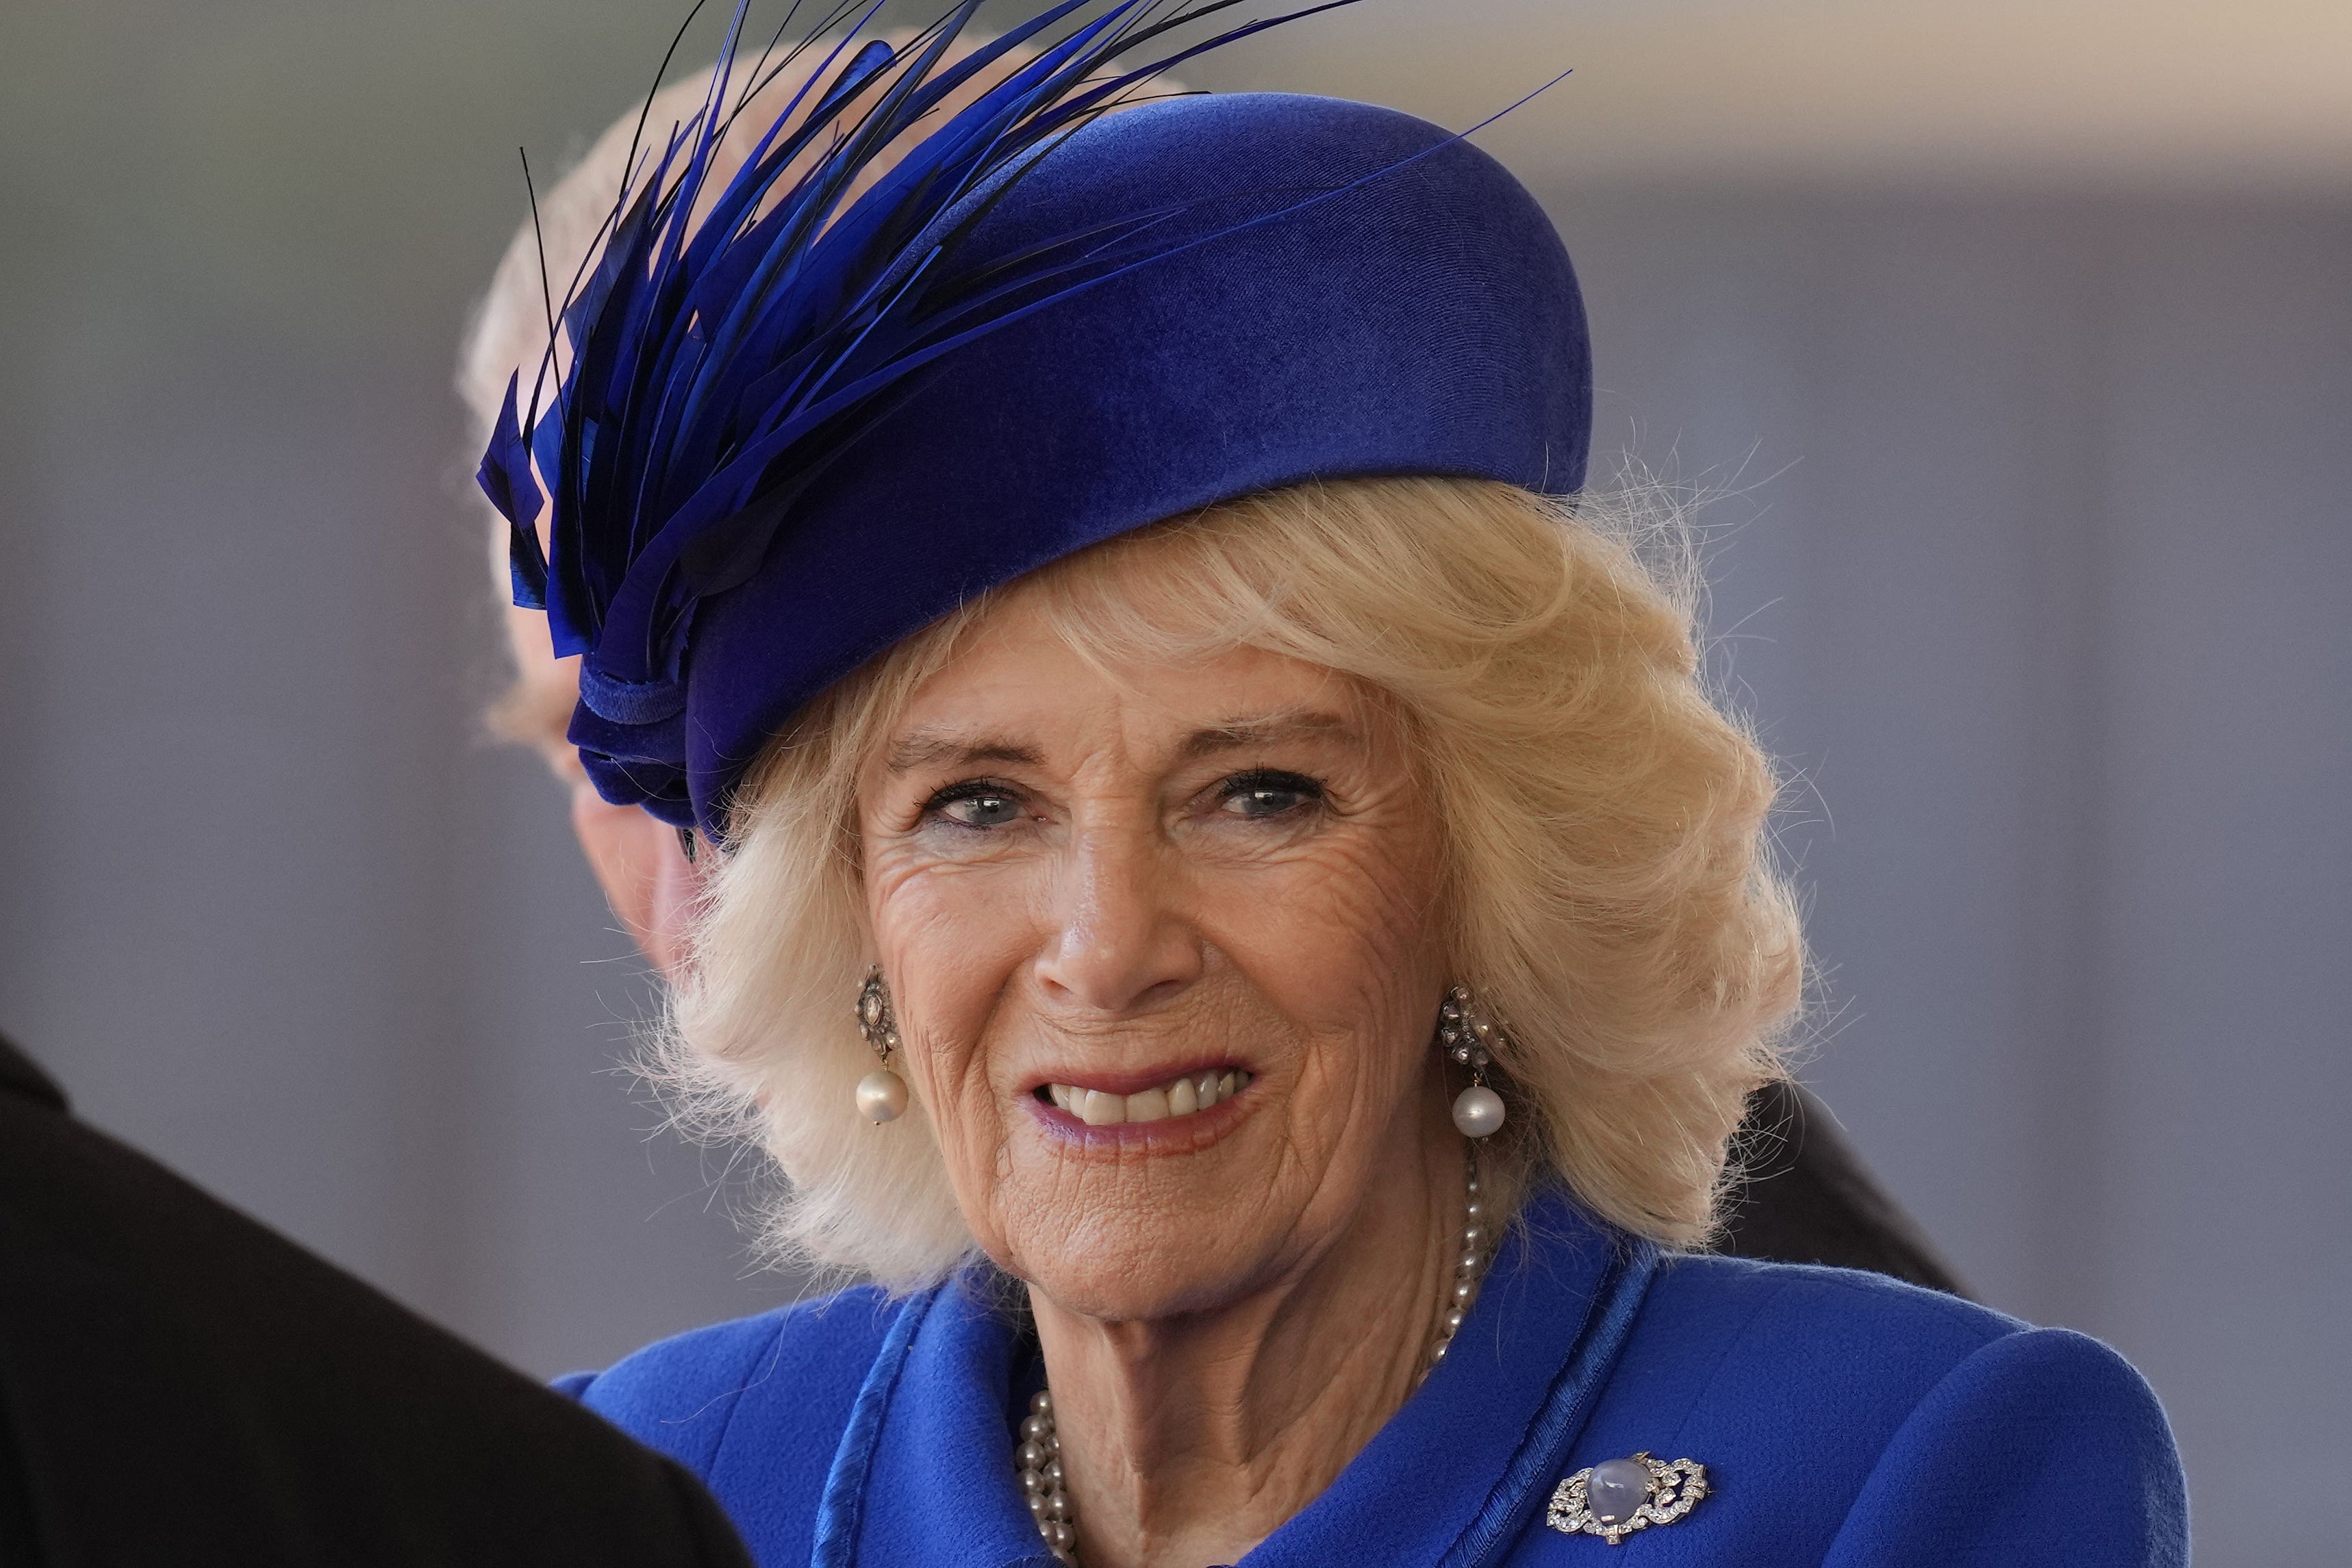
479, 0, 1363, 722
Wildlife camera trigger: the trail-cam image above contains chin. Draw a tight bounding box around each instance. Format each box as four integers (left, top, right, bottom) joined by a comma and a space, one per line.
986, 1107, 1310, 1322
1013, 1222, 1274, 1324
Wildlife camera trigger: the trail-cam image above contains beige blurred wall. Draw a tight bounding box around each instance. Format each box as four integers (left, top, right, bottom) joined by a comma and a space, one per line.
1220, 0, 2352, 192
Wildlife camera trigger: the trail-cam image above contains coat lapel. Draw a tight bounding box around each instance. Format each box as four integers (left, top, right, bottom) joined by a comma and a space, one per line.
829, 1277, 1054, 1568
1245, 1192, 1651, 1567
805, 1189, 1646, 1568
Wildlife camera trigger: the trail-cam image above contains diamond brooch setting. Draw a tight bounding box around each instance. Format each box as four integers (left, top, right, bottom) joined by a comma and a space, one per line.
1546, 1452, 1709, 1545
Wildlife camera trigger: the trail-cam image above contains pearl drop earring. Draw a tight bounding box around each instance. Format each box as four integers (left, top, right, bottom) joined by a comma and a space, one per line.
1439, 985, 1507, 1139
854, 967, 909, 1123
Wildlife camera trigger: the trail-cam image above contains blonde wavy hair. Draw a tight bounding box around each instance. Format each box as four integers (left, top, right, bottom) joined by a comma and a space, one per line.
661, 474, 1807, 1289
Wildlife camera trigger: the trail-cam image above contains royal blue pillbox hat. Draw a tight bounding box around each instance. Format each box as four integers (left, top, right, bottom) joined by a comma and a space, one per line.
480, 24, 1590, 836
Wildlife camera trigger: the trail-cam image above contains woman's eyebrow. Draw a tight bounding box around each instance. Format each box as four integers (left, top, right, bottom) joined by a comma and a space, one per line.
1177, 711, 1357, 761
884, 731, 1044, 774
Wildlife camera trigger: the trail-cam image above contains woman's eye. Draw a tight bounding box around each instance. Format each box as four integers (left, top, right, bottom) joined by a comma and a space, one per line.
1217, 772, 1324, 820
932, 788, 1024, 829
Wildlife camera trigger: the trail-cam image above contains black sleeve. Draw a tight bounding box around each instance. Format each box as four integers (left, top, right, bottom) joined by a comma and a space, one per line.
1715, 1080, 1973, 1298
660, 1456, 766, 1568
0, 1033, 753, 1568
0, 1356, 47, 1568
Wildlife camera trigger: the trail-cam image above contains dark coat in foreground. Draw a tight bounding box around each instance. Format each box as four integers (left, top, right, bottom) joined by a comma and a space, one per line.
0, 1033, 751, 1568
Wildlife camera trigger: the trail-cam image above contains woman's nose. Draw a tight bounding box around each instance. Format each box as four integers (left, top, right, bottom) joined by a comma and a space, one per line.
1033, 824, 1201, 1014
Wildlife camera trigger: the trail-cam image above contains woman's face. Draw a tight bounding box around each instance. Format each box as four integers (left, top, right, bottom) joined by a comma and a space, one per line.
857, 591, 1452, 1319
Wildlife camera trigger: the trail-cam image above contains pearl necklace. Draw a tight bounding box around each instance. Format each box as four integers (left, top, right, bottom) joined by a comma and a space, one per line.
1013, 1155, 1492, 1565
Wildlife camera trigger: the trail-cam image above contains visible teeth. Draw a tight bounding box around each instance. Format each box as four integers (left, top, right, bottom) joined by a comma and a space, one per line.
1047, 1069, 1250, 1124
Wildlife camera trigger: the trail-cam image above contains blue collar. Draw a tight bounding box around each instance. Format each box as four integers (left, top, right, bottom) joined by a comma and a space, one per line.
807, 1189, 1656, 1568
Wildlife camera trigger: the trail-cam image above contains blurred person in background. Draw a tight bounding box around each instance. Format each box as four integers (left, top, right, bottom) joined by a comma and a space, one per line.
0, 1027, 752, 1564
459, 6, 2179, 1565
459, 21, 1964, 1306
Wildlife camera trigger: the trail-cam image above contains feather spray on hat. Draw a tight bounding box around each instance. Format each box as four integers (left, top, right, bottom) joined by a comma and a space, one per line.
477, 0, 1360, 820
479, 1, 1591, 833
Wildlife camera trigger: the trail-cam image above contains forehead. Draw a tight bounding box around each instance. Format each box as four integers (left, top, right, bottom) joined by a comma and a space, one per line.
884, 594, 1367, 763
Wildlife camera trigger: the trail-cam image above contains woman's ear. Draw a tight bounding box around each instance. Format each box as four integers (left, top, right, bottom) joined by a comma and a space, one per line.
569, 783, 709, 982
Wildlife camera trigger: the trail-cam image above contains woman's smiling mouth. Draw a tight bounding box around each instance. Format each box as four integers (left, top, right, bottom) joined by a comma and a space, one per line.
1038, 1068, 1256, 1126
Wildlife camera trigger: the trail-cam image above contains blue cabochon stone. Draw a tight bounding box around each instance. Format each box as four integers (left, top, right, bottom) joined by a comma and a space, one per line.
1586, 1458, 1652, 1523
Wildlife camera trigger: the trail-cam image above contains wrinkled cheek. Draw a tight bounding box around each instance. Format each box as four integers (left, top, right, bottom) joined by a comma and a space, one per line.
907, 1039, 1016, 1243
868, 866, 1035, 1235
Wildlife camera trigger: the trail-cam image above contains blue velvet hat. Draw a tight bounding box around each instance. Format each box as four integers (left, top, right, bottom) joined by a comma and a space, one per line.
479, 2, 1591, 836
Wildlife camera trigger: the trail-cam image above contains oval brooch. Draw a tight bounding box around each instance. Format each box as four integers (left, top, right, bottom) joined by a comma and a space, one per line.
1546, 1452, 1709, 1545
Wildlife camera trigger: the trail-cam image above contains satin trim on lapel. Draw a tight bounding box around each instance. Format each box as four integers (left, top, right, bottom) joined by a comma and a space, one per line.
1240, 1189, 1650, 1568
826, 1275, 1058, 1568
1437, 1237, 1658, 1567
810, 1288, 934, 1568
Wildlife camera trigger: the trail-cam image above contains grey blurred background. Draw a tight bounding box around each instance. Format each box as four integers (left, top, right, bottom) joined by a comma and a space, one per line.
1, 3, 2344, 1563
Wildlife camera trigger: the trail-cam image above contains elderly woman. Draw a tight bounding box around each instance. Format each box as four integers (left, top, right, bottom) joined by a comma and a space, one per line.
476, 9, 2184, 1565
463, 32, 1962, 1301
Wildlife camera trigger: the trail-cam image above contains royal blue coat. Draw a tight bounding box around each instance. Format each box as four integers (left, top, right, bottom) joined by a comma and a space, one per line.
564, 1188, 2186, 1566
